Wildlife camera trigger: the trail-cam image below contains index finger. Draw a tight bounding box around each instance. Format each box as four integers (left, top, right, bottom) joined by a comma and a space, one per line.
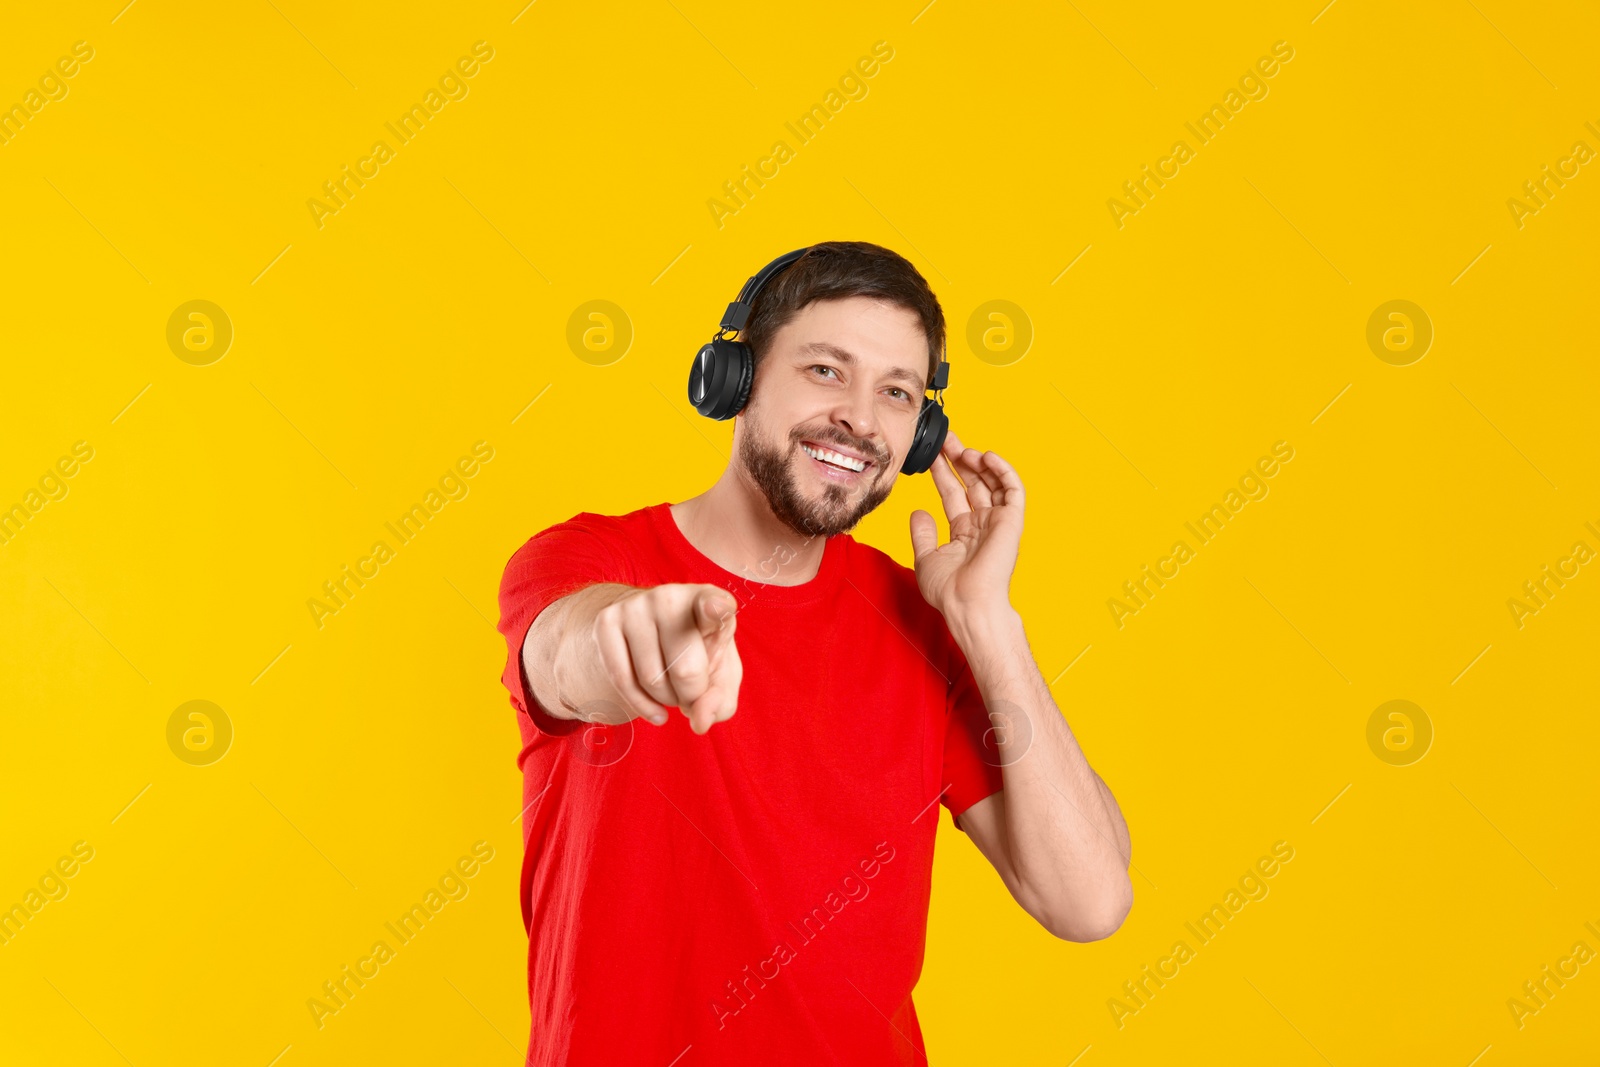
928, 447, 972, 522
942, 428, 966, 460
693, 586, 738, 639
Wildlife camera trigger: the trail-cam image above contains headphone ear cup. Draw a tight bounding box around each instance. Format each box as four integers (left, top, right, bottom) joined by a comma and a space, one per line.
726, 342, 754, 417
688, 338, 755, 420
900, 397, 948, 475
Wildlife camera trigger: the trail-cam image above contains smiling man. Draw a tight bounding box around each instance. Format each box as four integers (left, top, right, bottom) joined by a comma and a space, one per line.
497, 241, 1132, 1066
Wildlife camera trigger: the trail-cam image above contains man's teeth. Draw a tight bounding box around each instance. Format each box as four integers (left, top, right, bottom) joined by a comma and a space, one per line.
801, 443, 867, 472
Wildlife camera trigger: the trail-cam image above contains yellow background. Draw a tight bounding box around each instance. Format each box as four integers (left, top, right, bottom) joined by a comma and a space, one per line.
3, 1, 1597, 1063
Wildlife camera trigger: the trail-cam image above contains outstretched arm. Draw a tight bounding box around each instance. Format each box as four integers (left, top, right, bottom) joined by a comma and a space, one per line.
522, 581, 742, 734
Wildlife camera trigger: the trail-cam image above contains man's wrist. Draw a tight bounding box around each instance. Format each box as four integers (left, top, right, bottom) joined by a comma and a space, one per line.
946, 600, 1024, 653
523, 619, 576, 721
548, 604, 594, 719
547, 582, 641, 720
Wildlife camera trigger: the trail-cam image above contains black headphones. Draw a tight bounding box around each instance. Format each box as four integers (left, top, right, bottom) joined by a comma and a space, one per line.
686, 246, 950, 476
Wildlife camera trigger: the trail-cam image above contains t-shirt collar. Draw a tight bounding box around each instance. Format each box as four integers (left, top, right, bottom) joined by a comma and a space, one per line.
648, 501, 846, 607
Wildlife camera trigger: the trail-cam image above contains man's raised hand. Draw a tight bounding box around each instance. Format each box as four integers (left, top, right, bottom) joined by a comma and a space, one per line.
908, 428, 1025, 624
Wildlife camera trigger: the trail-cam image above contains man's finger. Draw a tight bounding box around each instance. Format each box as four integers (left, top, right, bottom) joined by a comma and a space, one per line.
694, 587, 738, 638
955, 448, 994, 507
619, 610, 682, 708
686, 672, 720, 734
704, 618, 738, 678
660, 631, 714, 709
984, 451, 1026, 509
962, 446, 1003, 491
941, 430, 1000, 498
690, 637, 742, 732
696, 589, 738, 667
594, 618, 669, 725
909, 509, 941, 561
928, 450, 972, 521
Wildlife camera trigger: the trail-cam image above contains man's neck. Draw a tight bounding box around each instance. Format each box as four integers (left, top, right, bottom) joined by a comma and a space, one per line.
670, 465, 826, 587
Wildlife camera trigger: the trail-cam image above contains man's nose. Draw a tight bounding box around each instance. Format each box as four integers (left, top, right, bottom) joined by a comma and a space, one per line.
833, 384, 879, 443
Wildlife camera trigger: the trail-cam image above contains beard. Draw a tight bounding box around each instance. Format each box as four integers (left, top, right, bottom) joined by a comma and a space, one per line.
737, 414, 895, 538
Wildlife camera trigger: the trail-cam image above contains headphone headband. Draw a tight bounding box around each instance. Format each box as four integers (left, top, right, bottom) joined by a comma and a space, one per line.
718, 247, 810, 334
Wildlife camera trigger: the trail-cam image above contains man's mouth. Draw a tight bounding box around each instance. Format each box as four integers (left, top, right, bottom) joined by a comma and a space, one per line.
800, 440, 872, 475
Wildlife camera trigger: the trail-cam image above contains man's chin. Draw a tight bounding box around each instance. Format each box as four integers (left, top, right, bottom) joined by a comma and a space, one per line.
783, 464, 892, 536
737, 425, 893, 539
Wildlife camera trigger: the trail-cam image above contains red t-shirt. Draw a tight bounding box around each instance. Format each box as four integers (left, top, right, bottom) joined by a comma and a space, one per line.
496, 501, 1004, 1066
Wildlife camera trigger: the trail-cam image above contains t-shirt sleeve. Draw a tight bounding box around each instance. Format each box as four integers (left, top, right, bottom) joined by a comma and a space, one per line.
941, 635, 1006, 826
497, 514, 633, 736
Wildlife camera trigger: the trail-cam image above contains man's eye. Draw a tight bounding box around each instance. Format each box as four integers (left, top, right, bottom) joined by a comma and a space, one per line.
887, 388, 911, 401
810, 365, 838, 379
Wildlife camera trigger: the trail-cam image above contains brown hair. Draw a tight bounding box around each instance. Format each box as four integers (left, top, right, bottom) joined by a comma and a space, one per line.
740, 241, 945, 387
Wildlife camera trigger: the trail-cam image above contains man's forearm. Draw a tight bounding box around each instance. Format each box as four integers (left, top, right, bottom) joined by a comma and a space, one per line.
950, 605, 1133, 932
522, 583, 635, 720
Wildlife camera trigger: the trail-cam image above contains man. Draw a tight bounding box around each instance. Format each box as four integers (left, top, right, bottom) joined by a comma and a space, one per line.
497, 241, 1132, 1065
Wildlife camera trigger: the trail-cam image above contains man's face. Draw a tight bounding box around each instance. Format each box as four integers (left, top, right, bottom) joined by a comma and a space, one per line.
735, 295, 929, 538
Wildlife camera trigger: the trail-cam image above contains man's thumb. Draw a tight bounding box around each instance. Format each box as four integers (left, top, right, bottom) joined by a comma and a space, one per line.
694, 586, 738, 636
910, 509, 939, 561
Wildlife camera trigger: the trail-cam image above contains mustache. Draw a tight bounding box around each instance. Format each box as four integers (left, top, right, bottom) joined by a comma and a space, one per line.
791, 427, 888, 466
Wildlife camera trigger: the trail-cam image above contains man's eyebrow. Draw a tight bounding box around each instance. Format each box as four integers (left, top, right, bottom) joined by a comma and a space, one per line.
796, 341, 926, 391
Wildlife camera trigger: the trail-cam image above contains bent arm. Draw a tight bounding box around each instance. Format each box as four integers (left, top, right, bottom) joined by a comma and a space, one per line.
1093, 770, 1132, 865
951, 608, 1134, 942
